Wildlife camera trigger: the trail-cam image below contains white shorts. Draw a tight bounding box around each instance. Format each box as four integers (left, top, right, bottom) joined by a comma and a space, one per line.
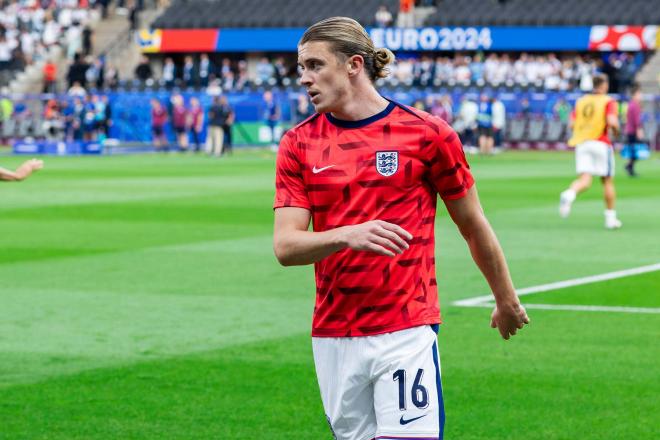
575, 140, 615, 177
312, 325, 444, 440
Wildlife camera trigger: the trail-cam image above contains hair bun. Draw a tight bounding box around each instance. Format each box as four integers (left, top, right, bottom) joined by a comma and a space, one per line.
373, 48, 395, 79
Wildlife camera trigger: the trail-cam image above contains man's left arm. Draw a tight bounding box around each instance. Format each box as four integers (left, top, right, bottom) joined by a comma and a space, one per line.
444, 186, 529, 340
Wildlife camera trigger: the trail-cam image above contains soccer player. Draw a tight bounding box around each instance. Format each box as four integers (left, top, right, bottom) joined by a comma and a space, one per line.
273, 17, 529, 440
559, 73, 622, 229
0, 158, 43, 181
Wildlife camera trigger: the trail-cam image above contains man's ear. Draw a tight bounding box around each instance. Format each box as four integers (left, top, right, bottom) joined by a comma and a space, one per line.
347, 55, 364, 77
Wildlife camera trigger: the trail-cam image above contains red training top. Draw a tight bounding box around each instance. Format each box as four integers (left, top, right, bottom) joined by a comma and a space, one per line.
274, 101, 474, 337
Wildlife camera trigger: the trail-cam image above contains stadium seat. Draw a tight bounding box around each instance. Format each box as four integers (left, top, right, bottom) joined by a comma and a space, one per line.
508, 117, 527, 141
2, 119, 16, 138
152, 0, 400, 28
423, 0, 659, 26
16, 119, 33, 138
545, 119, 565, 142
527, 118, 546, 141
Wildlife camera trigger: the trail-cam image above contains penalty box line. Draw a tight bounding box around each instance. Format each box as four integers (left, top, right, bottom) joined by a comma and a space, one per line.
452, 262, 660, 314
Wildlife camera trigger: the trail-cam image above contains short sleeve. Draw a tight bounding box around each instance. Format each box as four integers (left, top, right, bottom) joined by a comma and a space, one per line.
425, 118, 475, 201
605, 99, 617, 118
273, 131, 311, 210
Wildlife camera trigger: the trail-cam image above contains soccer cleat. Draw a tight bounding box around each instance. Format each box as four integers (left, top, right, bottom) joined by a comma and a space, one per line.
605, 218, 623, 230
559, 191, 573, 218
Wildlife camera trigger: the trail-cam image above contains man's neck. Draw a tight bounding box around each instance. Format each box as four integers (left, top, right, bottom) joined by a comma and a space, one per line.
330, 87, 389, 121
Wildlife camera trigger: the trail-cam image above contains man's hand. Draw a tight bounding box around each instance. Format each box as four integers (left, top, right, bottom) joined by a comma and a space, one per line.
337, 220, 413, 257
490, 301, 530, 340
17, 159, 44, 179
22, 159, 44, 172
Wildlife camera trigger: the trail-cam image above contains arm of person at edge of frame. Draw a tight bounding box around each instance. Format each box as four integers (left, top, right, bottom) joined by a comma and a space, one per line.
0, 159, 44, 181
444, 186, 530, 340
273, 207, 413, 267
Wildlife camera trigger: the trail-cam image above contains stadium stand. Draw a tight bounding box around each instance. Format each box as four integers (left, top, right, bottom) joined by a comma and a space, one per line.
152, 0, 399, 29
0, 0, 100, 91
119, 51, 642, 96
424, 0, 660, 26
2, 0, 658, 153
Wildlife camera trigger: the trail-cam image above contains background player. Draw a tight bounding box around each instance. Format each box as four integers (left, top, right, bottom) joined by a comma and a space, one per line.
273, 17, 529, 440
0, 158, 44, 181
559, 73, 622, 229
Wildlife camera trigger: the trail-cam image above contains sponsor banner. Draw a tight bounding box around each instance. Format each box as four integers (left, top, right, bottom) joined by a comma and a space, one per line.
138, 26, 657, 53
588, 25, 658, 51
137, 29, 162, 53
232, 122, 292, 145
13, 141, 103, 155
215, 28, 305, 52
161, 29, 220, 52
371, 26, 591, 51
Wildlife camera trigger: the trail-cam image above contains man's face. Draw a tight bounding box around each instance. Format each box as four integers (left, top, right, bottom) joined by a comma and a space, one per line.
298, 41, 350, 114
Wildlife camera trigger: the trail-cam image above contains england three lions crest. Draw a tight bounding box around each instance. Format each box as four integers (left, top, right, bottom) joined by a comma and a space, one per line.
376, 151, 398, 177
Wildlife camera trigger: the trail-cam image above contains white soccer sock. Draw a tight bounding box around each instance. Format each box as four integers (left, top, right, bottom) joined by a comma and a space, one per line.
561, 189, 576, 203
604, 209, 617, 220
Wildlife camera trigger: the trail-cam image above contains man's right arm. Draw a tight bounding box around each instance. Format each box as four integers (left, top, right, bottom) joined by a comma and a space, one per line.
0, 159, 44, 181
273, 207, 412, 266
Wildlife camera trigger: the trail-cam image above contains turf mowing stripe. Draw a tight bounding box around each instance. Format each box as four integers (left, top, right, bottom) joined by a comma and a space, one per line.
453, 262, 660, 307
517, 303, 660, 314
456, 302, 660, 314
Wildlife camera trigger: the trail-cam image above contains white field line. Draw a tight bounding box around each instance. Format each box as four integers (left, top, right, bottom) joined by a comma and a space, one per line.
456, 302, 660, 314
453, 262, 660, 314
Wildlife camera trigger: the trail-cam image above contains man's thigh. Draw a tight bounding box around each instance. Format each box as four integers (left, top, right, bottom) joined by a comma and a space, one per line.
312, 326, 444, 440
313, 337, 377, 440
373, 326, 444, 439
576, 141, 611, 176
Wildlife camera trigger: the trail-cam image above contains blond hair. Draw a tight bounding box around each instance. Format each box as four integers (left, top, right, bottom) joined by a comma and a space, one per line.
300, 16, 395, 82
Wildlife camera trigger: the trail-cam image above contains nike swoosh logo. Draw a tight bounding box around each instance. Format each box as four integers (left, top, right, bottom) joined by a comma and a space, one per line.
312, 165, 335, 174
399, 414, 428, 425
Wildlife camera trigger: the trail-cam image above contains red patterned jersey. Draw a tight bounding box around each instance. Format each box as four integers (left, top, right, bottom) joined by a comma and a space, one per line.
274, 101, 474, 337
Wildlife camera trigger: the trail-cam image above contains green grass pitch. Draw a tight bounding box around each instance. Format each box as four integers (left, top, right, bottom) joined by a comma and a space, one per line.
0, 150, 658, 439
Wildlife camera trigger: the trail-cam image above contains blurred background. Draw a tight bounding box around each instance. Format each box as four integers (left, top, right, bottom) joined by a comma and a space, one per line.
0, 0, 658, 153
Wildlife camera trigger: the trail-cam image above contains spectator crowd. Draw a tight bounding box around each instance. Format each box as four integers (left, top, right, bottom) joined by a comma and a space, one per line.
129, 51, 640, 95
1, 92, 111, 143
132, 55, 291, 92
385, 52, 638, 93
0, 0, 103, 86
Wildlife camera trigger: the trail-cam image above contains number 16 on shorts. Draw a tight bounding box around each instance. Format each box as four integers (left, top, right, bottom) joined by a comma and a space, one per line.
374, 331, 445, 438
393, 368, 429, 412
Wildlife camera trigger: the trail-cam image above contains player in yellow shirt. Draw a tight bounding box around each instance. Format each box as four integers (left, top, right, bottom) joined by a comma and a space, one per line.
559, 74, 622, 229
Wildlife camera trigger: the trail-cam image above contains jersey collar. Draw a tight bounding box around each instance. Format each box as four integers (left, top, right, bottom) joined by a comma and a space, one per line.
325, 100, 395, 129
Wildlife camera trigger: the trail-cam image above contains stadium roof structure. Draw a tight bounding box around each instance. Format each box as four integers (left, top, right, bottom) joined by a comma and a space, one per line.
425, 0, 660, 26
152, 0, 398, 29
152, 0, 660, 29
